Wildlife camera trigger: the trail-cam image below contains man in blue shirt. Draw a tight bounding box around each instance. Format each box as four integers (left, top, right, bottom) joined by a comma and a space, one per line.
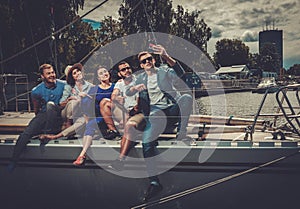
9, 64, 65, 170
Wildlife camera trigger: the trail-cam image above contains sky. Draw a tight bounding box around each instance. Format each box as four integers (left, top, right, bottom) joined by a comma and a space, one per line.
78, 0, 300, 69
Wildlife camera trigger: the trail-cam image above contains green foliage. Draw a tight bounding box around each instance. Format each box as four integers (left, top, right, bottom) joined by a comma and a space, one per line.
213, 38, 250, 67
57, 17, 98, 73
0, 0, 97, 79
248, 53, 260, 69
171, 5, 211, 51
287, 64, 300, 76
0, 0, 213, 79
119, 0, 173, 34
98, 16, 125, 45
118, 0, 211, 52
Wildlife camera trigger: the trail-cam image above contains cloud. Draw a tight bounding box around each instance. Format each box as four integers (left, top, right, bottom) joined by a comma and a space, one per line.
235, 0, 254, 3
285, 31, 300, 41
281, 1, 297, 10
211, 27, 223, 38
79, 1, 120, 20
239, 18, 261, 29
241, 30, 258, 42
216, 19, 236, 28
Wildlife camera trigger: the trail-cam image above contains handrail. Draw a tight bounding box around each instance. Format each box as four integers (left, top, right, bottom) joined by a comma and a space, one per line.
244, 83, 300, 141
3, 74, 31, 112
244, 87, 270, 141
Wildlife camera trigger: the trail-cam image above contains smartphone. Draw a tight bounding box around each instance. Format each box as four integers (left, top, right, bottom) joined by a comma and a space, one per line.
148, 43, 156, 51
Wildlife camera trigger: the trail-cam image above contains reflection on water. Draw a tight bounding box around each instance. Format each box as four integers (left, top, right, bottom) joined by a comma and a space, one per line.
197, 91, 299, 119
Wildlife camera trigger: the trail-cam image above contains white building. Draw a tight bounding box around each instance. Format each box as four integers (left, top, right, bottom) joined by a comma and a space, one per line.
215, 65, 250, 79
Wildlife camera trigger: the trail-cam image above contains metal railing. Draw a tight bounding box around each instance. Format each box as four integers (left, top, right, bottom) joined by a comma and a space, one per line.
4, 74, 31, 112
275, 84, 300, 137
244, 83, 300, 141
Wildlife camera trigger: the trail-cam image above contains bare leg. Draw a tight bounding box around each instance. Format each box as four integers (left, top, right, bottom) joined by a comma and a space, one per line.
73, 135, 93, 165
79, 135, 93, 157
108, 120, 139, 171
119, 120, 136, 159
100, 99, 117, 131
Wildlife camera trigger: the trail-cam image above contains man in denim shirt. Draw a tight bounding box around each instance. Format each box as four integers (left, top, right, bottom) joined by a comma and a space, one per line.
126, 45, 193, 201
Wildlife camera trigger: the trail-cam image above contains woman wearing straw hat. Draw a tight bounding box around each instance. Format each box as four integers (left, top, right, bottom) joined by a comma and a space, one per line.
40, 63, 93, 140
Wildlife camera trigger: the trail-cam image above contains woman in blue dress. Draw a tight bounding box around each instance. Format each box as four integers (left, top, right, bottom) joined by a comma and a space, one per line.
73, 66, 121, 166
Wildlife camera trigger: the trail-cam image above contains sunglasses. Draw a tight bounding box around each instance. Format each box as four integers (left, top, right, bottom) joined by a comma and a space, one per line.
140, 56, 153, 64
119, 67, 131, 72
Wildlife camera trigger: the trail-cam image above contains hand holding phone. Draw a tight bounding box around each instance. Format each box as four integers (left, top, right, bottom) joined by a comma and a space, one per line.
149, 43, 156, 51
149, 44, 167, 56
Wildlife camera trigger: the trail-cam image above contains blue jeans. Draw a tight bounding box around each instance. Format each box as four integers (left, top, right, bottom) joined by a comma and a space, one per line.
142, 94, 192, 182
12, 102, 62, 162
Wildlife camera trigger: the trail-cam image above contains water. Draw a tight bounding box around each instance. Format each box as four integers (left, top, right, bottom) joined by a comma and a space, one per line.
196, 91, 299, 120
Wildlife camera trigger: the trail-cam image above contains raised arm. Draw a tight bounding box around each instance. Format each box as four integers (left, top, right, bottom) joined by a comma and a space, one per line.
152, 44, 185, 77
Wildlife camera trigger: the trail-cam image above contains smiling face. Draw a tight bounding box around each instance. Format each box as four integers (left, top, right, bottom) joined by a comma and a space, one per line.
41, 66, 56, 84
71, 68, 83, 81
97, 67, 110, 83
118, 63, 132, 79
139, 53, 155, 71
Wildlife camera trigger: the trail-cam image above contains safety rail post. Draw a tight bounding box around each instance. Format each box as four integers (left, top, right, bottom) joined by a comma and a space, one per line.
14, 75, 31, 112
244, 88, 270, 141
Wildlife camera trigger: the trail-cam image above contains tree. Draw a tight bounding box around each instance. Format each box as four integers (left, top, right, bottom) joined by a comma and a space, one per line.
287, 64, 300, 76
57, 15, 98, 72
98, 16, 125, 45
248, 53, 260, 69
213, 38, 250, 67
118, 0, 173, 35
0, 0, 97, 78
171, 5, 211, 51
118, 0, 211, 53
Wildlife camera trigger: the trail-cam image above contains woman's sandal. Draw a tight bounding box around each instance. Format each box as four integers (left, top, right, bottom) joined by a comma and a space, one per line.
73, 155, 86, 166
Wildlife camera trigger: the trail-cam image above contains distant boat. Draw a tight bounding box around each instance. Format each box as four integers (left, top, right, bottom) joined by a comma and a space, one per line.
252, 77, 279, 93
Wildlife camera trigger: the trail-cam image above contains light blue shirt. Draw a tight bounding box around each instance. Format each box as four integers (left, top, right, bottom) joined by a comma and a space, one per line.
59, 80, 93, 103
31, 79, 66, 112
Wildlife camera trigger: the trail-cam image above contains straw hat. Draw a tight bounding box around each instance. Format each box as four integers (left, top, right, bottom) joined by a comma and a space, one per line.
64, 65, 73, 76
68, 63, 83, 75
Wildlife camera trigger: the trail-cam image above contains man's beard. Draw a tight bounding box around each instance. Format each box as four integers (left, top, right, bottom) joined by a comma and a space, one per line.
123, 75, 132, 82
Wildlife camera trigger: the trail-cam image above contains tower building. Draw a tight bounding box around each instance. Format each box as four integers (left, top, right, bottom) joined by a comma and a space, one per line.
259, 29, 283, 73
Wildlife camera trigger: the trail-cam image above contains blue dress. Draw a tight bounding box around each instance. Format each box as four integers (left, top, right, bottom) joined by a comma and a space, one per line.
82, 83, 115, 136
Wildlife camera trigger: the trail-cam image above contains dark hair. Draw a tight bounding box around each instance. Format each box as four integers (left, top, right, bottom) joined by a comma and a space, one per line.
67, 63, 83, 86
39, 64, 53, 75
137, 51, 151, 61
117, 61, 128, 69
